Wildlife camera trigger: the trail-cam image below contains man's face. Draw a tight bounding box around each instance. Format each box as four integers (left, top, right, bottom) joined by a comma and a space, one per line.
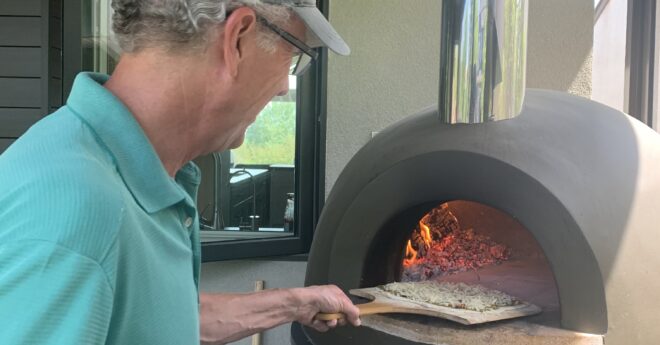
208, 13, 307, 151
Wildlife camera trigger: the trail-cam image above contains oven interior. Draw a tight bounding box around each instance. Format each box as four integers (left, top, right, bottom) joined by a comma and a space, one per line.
362, 200, 560, 329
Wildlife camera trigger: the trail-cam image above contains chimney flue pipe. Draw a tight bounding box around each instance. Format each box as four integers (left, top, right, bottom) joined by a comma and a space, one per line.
439, 0, 528, 124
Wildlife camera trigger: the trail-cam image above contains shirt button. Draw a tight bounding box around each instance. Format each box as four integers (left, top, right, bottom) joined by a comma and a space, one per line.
183, 216, 193, 228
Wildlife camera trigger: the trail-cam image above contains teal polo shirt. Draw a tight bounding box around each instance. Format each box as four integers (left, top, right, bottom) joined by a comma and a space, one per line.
0, 73, 202, 344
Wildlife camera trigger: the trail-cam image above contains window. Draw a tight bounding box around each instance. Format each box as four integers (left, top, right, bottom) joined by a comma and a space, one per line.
63, 1, 328, 261
80, 1, 119, 75
194, 78, 298, 242
593, 0, 660, 132
592, 0, 627, 112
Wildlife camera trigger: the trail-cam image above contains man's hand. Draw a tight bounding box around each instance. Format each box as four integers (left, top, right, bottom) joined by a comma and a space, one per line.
290, 285, 361, 332
199, 285, 360, 344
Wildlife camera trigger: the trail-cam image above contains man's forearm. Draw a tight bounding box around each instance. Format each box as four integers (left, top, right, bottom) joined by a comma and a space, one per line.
199, 289, 300, 345
199, 285, 361, 344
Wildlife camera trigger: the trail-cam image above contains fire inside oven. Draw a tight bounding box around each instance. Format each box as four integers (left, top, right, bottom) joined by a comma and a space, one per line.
358, 200, 560, 329
398, 201, 558, 318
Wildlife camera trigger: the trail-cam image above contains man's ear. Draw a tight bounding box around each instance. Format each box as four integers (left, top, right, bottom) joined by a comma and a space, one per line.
221, 7, 258, 78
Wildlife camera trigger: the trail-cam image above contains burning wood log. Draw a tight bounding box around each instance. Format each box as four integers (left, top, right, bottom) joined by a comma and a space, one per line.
410, 203, 460, 255
403, 204, 511, 282
424, 203, 461, 239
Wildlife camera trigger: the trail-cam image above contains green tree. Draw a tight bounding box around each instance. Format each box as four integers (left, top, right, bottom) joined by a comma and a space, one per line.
233, 101, 296, 165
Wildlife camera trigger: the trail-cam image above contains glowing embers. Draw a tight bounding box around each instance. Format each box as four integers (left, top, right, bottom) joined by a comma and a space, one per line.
402, 203, 510, 281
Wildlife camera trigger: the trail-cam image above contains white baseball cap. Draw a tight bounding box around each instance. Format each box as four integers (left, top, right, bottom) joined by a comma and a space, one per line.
262, 0, 350, 55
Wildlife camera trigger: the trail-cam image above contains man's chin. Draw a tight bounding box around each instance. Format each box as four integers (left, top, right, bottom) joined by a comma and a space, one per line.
228, 136, 245, 150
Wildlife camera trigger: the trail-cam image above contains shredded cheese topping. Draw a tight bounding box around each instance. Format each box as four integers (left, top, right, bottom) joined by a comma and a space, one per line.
380, 281, 520, 312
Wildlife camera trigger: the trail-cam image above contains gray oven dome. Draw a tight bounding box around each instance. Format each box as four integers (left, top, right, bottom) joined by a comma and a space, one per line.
305, 89, 660, 344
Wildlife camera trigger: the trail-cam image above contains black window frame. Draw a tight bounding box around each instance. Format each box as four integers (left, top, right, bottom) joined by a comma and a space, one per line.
624, 0, 660, 131
624, 0, 656, 126
62, 0, 329, 261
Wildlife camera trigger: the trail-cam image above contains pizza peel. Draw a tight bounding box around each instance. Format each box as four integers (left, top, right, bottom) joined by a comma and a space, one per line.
314, 286, 541, 325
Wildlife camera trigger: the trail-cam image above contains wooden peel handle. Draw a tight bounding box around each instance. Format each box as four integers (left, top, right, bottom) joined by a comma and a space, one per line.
314, 312, 345, 321
314, 302, 394, 321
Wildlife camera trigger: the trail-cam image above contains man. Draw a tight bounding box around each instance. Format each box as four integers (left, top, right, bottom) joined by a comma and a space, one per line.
0, 0, 360, 344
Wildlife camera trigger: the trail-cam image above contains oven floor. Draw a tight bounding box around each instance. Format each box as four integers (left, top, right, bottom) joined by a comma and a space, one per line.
434, 257, 559, 323
354, 258, 603, 345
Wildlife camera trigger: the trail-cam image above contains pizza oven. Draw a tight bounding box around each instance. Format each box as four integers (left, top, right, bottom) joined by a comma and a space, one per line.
291, 0, 660, 344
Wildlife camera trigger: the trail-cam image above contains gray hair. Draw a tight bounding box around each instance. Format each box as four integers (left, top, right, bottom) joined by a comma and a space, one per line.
111, 0, 291, 53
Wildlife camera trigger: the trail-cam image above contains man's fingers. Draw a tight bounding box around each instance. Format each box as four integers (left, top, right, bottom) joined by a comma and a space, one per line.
303, 285, 362, 328
325, 318, 338, 328
311, 320, 330, 332
329, 284, 361, 327
346, 313, 361, 327
341, 299, 361, 327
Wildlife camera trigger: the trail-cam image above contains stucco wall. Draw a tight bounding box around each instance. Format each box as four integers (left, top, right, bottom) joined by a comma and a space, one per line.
526, 0, 593, 96
325, 0, 594, 194
201, 260, 307, 345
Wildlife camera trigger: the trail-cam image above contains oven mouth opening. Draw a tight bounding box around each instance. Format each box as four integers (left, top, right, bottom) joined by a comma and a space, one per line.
359, 200, 589, 344
398, 200, 556, 311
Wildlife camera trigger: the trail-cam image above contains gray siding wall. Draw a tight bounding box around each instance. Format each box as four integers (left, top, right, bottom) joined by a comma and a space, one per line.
0, 0, 61, 154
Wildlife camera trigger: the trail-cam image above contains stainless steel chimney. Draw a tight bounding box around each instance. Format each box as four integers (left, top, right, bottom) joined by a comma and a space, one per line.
439, 0, 528, 123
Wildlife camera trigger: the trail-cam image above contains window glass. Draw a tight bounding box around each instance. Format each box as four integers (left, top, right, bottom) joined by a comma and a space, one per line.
592, 0, 628, 112
197, 79, 297, 241
233, 76, 297, 165
81, 1, 119, 74
654, 7, 660, 133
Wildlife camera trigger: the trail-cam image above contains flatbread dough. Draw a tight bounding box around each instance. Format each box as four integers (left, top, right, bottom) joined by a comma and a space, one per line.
380, 281, 520, 312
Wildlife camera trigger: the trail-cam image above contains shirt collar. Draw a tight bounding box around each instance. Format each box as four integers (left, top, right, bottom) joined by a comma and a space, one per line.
66, 72, 194, 213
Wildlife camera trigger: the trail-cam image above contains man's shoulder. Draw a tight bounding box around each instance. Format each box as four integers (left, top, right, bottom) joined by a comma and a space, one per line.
3, 106, 110, 158
0, 106, 115, 175
0, 107, 127, 261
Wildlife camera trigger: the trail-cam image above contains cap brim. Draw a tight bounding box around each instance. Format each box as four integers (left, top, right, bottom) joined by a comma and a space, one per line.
292, 6, 350, 56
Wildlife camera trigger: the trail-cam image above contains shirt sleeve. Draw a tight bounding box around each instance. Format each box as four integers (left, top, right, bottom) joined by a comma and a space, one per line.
0, 240, 114, 344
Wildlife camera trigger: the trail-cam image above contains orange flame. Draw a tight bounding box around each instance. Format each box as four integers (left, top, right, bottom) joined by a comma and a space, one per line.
403, 239, 418, 266
420, 221, 432, 247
